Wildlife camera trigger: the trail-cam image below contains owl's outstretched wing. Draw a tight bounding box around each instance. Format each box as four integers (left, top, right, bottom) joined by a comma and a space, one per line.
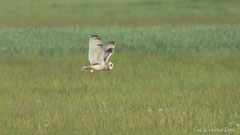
88, 35, 104, 65
104, 41, 115, 62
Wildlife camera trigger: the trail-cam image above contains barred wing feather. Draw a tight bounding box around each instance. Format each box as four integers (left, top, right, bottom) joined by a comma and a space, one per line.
88, 35, 104, 65
104, 41, 115, 62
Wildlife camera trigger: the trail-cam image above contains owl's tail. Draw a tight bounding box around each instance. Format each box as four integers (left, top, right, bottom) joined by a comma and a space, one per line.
81, 66, 92, 71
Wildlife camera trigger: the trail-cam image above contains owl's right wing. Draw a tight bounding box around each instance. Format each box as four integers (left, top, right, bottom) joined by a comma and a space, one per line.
104, 41, 115, 62
88, 35, 104, 65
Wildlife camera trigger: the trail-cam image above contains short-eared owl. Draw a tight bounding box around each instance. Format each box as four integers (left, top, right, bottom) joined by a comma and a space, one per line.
81, 35, 115, 72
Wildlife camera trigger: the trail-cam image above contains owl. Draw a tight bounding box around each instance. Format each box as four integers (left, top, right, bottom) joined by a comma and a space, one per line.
81, 35, 115, 72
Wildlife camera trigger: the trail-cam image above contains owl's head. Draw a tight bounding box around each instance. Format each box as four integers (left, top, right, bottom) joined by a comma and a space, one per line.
108, 62, 114, 70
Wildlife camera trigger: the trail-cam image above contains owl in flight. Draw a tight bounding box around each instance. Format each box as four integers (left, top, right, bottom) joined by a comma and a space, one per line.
81, 35, 115, 72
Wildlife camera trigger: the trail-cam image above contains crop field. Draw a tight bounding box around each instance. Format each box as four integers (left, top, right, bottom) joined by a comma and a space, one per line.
1, 0, 240, 134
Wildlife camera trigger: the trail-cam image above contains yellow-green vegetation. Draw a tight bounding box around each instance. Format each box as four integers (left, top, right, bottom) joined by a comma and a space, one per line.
0, 0, 240, 27
0, 52, 240, 134
0, 27, 240, 134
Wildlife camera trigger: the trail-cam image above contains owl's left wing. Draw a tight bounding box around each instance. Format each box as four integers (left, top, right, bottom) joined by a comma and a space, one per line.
88, 35, 104, 65
104, 41, 115, 62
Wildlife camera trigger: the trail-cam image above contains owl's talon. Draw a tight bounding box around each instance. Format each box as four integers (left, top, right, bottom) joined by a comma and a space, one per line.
90, 69, 94, 73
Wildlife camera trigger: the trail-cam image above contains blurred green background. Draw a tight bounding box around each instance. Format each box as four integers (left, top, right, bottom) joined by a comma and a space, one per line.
1, 0, 240, 27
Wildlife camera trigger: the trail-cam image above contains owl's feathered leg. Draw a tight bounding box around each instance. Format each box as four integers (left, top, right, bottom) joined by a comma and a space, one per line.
81, 66, 94, 73
81, 66, 92, 71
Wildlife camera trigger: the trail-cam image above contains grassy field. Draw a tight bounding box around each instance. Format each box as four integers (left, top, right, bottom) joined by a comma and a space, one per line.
1, 0, 240, 134
1, 0, 240, 26
0, 26, 240, 134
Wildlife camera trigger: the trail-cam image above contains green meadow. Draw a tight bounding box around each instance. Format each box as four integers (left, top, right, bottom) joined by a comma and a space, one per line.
0, 0, 240, 135
0, 51, 240, 134
0, 27, 240, 134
